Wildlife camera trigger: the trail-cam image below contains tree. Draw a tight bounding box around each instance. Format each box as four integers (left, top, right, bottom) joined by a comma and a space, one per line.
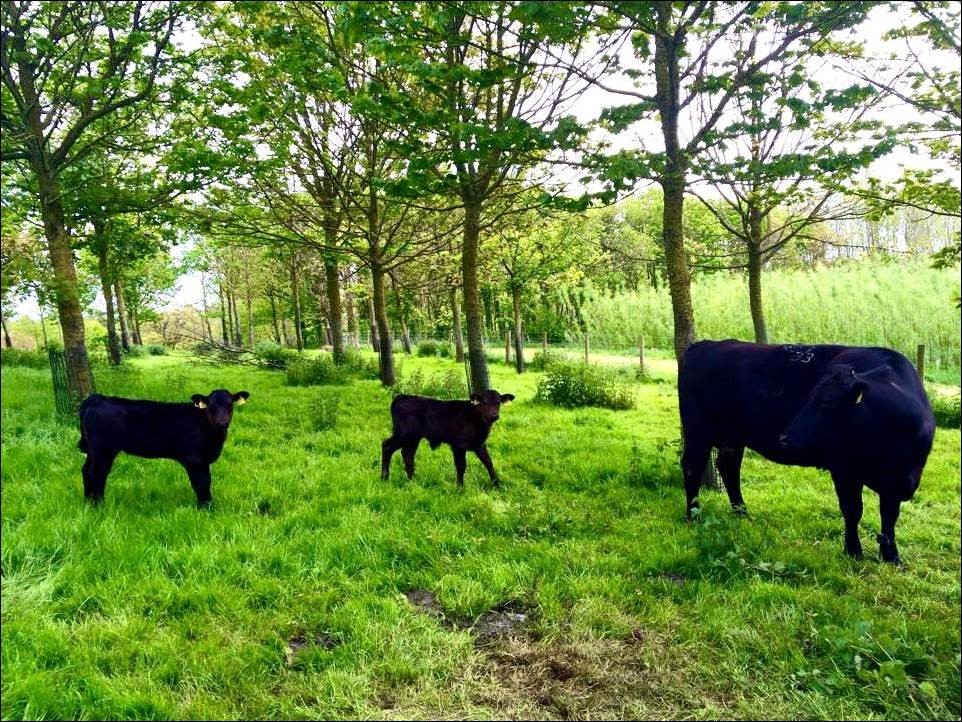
491, 201, 593, 372
1, 1, 190, 398
597, 1, 874, 359
352, 1, 614, 392
847, 1, 960, 279
690, 50, 893, 342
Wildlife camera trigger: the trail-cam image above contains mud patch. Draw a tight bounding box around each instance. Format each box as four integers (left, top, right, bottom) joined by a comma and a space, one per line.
404, 590, 534, 642
404, 589, 444, 618
467, 630, 735, 719
284, 632, 339, 667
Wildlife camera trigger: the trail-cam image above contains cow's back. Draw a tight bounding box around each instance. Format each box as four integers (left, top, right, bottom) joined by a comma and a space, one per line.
80, 395, 205, 460
678, 340, 910, 460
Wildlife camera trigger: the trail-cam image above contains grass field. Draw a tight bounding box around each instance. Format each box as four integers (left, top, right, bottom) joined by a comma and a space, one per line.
2, 354, 960, 720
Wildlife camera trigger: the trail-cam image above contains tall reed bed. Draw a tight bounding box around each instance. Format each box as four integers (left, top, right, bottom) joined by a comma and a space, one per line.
582, 260, 961, 369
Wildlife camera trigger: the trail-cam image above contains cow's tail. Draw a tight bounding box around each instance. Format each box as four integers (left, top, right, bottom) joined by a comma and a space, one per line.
77, 394, 96, 453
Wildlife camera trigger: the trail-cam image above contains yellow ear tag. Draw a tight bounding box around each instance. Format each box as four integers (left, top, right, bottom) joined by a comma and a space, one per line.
235, 397, 246, 405
195, 400, 207, 409
855, 391, 863, 405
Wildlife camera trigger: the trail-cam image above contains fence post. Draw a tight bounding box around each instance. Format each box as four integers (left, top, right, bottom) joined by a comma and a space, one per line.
639, 335, 646, 377
542, 331, 548, 356
584, 332, 589, 364
505, 330, 511, 365
916, 343, 925, 380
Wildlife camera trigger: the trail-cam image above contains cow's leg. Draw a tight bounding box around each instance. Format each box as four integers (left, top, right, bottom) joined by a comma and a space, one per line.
84, 449, 117, 504
682, 440, 711, 521
475, 444, 499, 488
877, 494, 902, 565
184, 463, 213, 508
401, 443, 418, 479
715, 446, 747, 515
381, 436, 401, 480
832, 476, 863, 559
453, 448, 467, 487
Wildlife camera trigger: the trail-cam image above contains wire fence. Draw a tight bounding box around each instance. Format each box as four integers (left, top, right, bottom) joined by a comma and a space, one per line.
48, 348, 93, 422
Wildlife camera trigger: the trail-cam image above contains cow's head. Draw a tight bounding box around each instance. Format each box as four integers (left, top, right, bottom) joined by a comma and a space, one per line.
779, 366, 867, 456
192, 389, 250, 429
778, 364, 933, 499
470, 389, 515, 424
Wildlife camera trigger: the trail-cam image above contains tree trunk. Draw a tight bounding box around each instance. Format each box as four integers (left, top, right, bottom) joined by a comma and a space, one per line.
132, 308, 143, 346
281, 318, 291, 347
290, 262, 304, 351
450, 287, 465, 363
371, 265, 394, 385
1, 315, 12, 348
345, 291, 359, 348
231, 290, 243, 346
219, 284, 231, 344
512, 285, 525, 374
245, 286, 254, 347
324, 256, 345, 362
462, 203, 490, 392
368, 295, 380, 353
114, 279, 131, 351
95, 233, 122, 365
747, 215, 769, 344
653, 12, 696, 362
661, 176, 696, 360
269, 293, 281, 343
35, 167, 94, 398
200, 273, 213, 341
400, 316, 412, 355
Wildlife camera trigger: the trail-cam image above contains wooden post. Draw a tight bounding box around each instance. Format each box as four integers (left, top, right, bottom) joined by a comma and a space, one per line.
584, 332, 589, 364
505, 330, 511, 365
916, 344, 925, 380
639, 335, 646, 377
542, 331, 548, 356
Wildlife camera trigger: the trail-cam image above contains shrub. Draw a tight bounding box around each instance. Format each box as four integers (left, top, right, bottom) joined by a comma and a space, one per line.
529, 349, 561, 371
146, 344, 168, 356
125, 344, 147, 358
0, 348, 48, 369
341, 349, 381, 379
254, 341, 297, 369
928, 388, 961, 429
437, 342, 453, 358
417, 340, 440, 357
393, 368, 467, 400
535, 361, 636, 410
286, 354, 348, 386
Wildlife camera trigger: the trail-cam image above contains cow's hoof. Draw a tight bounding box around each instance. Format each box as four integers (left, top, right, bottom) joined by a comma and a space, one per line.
845, 547, 864, 561
197, 499, 213, 510
85, 495, 104, 506
731, 504, 750, 518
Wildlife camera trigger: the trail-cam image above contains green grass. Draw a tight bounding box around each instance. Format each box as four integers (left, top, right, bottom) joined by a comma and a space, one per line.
2, 354, 960, 720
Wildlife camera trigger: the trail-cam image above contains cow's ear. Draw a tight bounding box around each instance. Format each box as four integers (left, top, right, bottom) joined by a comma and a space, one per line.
852, 381, 868, 406
233, 391, 250, 405
500, 393, 515, 403
192, 394, 208, 409
470, 393, 482, 405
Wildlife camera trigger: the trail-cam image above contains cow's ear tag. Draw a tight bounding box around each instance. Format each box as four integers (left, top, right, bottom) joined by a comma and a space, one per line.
235, 397, 246, 406
471, 399, 480, 405
855, 391, 863, 405
195, 400, 207, 409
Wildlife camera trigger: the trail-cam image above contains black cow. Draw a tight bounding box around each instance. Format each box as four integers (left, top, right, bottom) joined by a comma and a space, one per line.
78, 389, 250, 507
381, 389, 515, 487
678, 340, 935, 564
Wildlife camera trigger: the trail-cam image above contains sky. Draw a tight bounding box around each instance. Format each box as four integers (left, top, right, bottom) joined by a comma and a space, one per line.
11, 3, 955, 319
